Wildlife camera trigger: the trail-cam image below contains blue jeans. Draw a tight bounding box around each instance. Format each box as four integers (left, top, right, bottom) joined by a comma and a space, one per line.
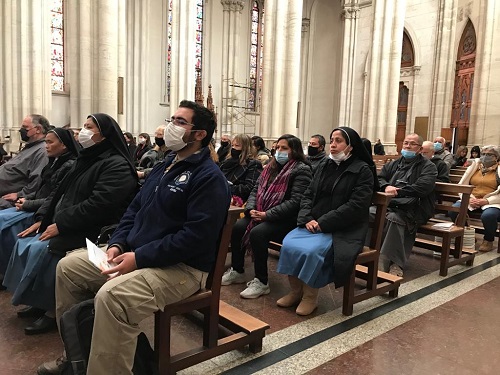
449, 201, 500, 241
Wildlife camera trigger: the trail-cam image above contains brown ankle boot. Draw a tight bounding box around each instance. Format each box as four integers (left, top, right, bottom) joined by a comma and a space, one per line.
277, 276, 303, 307
296, 284, 319, 316
479, 240, 494, 252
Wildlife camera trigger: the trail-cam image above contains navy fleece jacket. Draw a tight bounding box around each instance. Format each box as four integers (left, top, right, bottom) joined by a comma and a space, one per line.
109, 147, 231, 272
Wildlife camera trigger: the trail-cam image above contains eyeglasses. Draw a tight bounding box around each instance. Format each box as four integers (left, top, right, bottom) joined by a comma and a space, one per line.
166, 117, 194, 127
482, 153, 497, 157
402, 141, 421, 147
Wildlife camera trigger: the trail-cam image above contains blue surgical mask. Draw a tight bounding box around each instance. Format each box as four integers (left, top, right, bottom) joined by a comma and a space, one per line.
275, 151, 289, 165
401, 149, 417, 159
434, 142, 443, 152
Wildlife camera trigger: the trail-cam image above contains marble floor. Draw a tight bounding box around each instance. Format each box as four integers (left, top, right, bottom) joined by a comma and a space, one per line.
1, 241, 499, 375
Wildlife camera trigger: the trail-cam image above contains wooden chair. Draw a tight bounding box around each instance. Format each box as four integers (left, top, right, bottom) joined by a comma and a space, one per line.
154, 206, 269, 375
270, 193, 402, 317
415, 182, 477, 276
342, 192, 402, 316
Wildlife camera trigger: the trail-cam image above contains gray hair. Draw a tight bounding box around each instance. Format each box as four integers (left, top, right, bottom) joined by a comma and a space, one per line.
481, 145, 500, 159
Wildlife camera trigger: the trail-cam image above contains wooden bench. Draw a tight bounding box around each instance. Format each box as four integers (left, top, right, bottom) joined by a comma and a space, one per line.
450, 167, 467, 176
154, 206, 269, 375
270, 193, 402, 316
449, 174, 462, 184
415, 182, 477, 276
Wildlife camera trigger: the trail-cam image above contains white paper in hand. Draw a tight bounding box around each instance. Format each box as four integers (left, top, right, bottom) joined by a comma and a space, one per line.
86, 238, 118, 277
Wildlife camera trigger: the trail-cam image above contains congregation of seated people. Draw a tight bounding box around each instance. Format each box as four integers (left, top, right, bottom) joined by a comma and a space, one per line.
0, 108, 499, 374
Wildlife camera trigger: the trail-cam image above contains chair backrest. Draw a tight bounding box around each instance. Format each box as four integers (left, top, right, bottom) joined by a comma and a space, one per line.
433, 182, 474, 226
204, 206, 243, 301
368, 192, 391, 251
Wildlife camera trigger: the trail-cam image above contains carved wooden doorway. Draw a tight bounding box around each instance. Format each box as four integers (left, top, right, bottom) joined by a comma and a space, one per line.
450, 20, 476, 147
395, 31, 414, 152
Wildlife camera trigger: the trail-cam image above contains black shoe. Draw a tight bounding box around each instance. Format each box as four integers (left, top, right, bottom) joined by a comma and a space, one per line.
0, 284, 6, 291
24, 315, 57, 335
17, 306, 46, 319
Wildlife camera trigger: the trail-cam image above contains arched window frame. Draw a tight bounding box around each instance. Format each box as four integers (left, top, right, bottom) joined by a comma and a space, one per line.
248, 0, 264, 112
50, 0, 65, 92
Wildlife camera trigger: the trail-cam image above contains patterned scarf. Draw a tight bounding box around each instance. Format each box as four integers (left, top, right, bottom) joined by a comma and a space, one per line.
241, 159, 297, 255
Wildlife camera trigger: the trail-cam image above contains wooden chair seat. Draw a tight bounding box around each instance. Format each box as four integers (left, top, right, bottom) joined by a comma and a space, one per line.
154, 206, 269, 375
415, 182, 477, 276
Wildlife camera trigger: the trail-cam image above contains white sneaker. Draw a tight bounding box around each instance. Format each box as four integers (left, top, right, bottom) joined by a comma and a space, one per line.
221, 267, 246, 286
240, 278, 270, 299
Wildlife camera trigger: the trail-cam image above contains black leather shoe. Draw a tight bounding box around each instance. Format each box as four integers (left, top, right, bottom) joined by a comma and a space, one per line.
24, 315, 57, 335
17, 306, 46, 319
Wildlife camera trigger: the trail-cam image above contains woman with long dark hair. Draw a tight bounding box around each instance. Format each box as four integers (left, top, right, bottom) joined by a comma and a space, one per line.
134, 132, 152, 165
276, 127, 376, 315
221, 134, 312, 298
3, 114, 138, 335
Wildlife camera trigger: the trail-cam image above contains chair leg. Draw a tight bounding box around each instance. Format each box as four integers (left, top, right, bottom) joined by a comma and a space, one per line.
155, 312, 173, 375
366, 257, 378, 291
342, 267, 356, 316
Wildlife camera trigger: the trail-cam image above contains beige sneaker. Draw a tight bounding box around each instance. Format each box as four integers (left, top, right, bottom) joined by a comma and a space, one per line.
37, 354, 68, 375
478, 240, 494, 252
389, 263, 404, 277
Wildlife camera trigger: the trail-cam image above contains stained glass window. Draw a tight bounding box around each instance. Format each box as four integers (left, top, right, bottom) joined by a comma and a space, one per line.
166, 0, 173, 102
195, 0, 203, 75
51, 0, 64, 91
249, 1, 264, 111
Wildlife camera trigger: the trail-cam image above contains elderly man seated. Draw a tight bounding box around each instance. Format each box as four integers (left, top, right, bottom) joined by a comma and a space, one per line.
421, 141, 450, 183
0, 114, 50, 209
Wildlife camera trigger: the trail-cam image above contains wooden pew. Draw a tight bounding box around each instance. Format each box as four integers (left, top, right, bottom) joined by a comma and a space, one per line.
154, 206, 270, 375
449, 174, 462, 184
415, 182, 477, 276
270, 193, 402, 316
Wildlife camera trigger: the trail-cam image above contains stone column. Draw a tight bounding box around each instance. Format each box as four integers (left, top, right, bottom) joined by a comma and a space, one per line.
220, 0, 245, 135
338, 1, 360, 128
67, 0, 122, 127
298, 18, 311, 143
364, 0, 407, 142
428, 0, 457, 137
470, 0, 500, 145
0, 0, 52, 145
169, 0, 198, 109
260, 0, 302, 138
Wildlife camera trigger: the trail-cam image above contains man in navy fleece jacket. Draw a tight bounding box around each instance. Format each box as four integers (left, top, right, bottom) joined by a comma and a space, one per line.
38, 100, 230, 375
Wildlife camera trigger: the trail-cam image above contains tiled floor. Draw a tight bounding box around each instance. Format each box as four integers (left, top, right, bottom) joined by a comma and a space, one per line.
1, 242, 499, 375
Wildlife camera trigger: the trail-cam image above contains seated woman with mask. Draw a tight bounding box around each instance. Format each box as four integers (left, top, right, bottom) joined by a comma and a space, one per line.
0, 128, 79, 285
219, 134, 262, 202
2, 114, 138, 335
449, 145, 500, 252
221, 134, 312, 298
276, 127, 376, 316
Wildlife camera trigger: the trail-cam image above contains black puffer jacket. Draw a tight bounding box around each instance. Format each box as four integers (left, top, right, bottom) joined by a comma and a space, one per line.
246, 161, 312, 222
378, 154, 437, 228
21, 153, 76, 212
297, 156, 374, 288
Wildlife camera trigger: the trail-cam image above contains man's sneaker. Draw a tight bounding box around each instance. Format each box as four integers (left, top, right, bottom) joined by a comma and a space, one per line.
221, 267, 246, 286
240, 278, 270, 299
37, 354, 68, 375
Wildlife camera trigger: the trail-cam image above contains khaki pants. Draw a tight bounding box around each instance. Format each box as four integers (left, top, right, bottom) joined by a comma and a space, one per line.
56, 249, 206, 375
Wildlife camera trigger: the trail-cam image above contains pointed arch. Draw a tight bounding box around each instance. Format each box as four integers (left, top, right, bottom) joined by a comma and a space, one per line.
450, 19, 476, 146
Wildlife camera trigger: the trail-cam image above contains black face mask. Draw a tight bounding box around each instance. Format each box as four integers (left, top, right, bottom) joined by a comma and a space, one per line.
308, 146, 320, 157
231, 148, 242, 159
221, 141, 229, 148
155, 137, 165, 147
19, 128, 30, 142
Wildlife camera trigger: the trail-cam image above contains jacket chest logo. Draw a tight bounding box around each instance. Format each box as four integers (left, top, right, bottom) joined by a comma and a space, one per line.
174, 171, 191, 185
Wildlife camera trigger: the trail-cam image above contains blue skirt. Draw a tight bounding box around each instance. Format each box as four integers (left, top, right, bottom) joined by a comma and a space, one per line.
3, 234, 58, 311
277, 227, 334, 288
0, 208, 34, 274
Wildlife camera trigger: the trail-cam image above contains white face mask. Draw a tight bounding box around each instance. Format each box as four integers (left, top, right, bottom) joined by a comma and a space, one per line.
164, 122, 188, 152
329, 150, 350, 164
138, 137, 146, 145
79, 127, 97, 148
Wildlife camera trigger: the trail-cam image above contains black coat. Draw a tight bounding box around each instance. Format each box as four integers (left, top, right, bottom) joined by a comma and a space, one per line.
220, 158, 262, 201
21, 153, 76, 212
378, 154, 437, 228
246, 161, 312, 222
298, 157, 374, 288
36, 146, 138, 254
